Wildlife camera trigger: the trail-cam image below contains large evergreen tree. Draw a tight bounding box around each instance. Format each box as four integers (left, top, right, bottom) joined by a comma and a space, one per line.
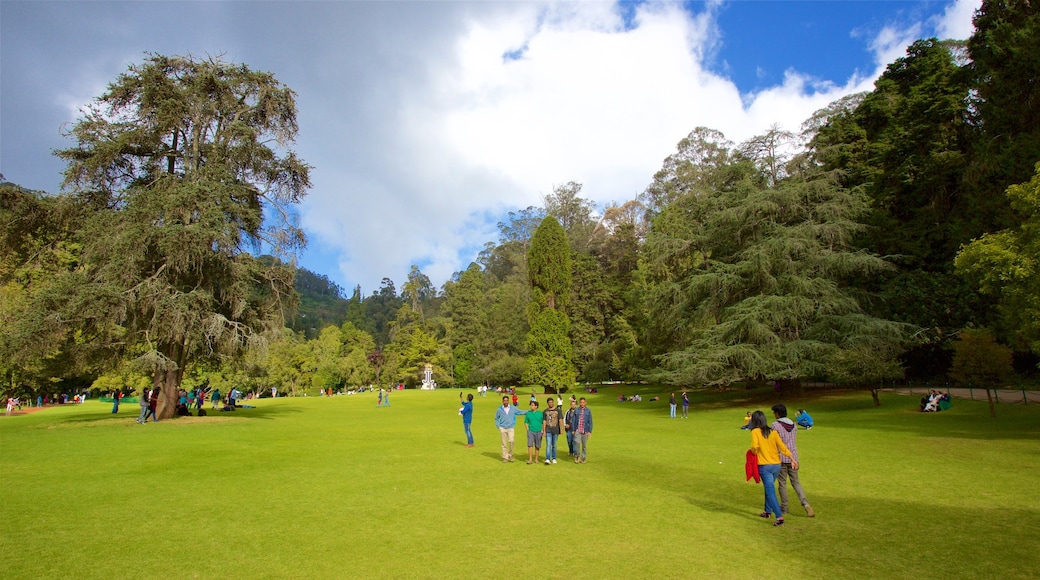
524, 216, 575, 392
642, 130, 913, 394
54, 54, 311, 417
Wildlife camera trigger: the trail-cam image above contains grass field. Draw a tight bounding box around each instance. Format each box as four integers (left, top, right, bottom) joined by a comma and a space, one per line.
2, 386, 1038, 579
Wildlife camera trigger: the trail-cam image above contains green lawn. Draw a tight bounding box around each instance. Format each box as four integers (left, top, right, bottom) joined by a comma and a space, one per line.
2, 387, 1038, 579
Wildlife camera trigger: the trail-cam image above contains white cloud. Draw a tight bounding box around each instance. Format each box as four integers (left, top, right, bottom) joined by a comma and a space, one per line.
868, 22, 925, 70
3, 0, 981, 295
935, 0, 980, 40
303, 0, 920, 293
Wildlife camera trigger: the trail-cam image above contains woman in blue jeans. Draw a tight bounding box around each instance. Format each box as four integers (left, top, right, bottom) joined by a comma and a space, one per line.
748, 410, 797, 526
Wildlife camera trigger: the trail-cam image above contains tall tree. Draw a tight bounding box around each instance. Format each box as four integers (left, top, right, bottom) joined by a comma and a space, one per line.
642, 127, 734, 219
544, 181, 596, 251
641, 130, 913, 394
968, 0, 1040, 193
54, 54, 311, 417
0, 181, 88, 394
402, 264, 434, 320
524, 216, 575, 392
956, 163, 1040, 358
444, 263, 486, 385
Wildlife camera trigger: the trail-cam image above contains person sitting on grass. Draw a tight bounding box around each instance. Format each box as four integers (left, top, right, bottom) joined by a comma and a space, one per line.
740, 411, 752, 430
923, 390, 948, 412
795, 409, 813, 430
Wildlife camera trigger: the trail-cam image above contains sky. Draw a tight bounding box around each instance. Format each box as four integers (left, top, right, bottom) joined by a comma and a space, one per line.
1, 0, 980, 297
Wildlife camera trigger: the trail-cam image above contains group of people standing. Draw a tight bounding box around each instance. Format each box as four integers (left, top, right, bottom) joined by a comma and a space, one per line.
746, 404, 815, 526
668, 391, 690, 419
462, 393, 593, 465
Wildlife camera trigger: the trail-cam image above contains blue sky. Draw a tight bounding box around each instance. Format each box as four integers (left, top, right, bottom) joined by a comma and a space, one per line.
0, 1, 979, 296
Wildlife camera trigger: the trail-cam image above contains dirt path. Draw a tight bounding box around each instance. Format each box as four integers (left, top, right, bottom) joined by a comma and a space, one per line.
883, 387, 1040, 404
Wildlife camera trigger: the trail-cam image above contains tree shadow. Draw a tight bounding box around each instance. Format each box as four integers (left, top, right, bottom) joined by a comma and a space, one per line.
40, 403, 302, 426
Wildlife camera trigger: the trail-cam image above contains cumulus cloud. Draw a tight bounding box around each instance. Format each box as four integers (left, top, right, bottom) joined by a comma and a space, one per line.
0, 0, 984, 294
305, 0, 945, 292
936, 0, 981, 40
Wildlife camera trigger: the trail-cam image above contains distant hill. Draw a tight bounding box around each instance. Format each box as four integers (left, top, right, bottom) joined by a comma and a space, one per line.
291, 267, 349, 338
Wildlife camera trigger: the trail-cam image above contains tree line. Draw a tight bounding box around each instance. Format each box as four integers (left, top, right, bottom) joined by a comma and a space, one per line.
2, 1, 1038, 417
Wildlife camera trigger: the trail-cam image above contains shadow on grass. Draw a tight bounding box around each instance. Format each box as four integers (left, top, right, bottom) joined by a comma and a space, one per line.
42, 403, 303, 427
584, 386, 1040, 442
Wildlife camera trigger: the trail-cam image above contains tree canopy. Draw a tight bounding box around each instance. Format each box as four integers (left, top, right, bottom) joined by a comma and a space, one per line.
53, 53, 311, 416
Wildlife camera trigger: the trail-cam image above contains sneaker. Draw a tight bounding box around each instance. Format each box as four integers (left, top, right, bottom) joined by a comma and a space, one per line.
508, 457, 514, 463
580, 458, 586, 463
759, 512, 771, 518
575, 458, 580, 463
552, 459, 557, 464
773, 518, 785, 526
545, 459, 551, 465
807, 426, 812, 430
805, 504, 815, 517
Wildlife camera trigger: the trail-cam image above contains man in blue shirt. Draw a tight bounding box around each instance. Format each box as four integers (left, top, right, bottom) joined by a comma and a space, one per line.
568, 397, 593, 463
494, 395, 528, 463
459, 393, 474, 447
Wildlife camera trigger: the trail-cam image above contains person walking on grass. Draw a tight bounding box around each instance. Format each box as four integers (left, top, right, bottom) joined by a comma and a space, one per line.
564, 399, 577, 457
748, 410, 797, 526
543, 397, 562, 464
111, 390, 121, 414
770, 404, 815, 517
569, 397, 593, 463
524, 400, 544, 464
459, 393, 474, 447
136, 390, 150, 423
494, 395, 528, 463
681, 390, 690, 419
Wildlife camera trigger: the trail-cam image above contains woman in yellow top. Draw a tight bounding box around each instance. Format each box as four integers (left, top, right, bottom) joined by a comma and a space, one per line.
749, 410, 798, 526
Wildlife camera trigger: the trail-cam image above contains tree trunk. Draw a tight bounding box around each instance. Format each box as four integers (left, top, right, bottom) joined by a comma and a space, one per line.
985, 388, 996, 417
156, 342, 186, 419
777, 379, 802, 398
870, 387, 880, 407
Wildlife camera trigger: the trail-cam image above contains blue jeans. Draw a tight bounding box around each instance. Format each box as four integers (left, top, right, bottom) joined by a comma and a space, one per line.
545, 433, 558, 461
463, 422, 473, 445
759, 463, 783, 519
669, 404, 676, 418
566, 431, 575, 455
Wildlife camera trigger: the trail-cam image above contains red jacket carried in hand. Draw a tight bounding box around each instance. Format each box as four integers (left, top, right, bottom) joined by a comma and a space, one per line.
745, 449, 760, 483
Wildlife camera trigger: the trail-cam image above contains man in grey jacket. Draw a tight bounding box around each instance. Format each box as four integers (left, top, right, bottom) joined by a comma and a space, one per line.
771, 403, 815, 517
569, 397, 593, 463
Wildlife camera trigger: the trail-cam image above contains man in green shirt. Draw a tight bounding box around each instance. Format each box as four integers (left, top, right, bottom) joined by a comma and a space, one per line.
524, 400, 544, 465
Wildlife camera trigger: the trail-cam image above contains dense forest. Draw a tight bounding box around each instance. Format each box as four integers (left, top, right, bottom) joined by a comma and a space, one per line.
2, 1, 1038, 414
